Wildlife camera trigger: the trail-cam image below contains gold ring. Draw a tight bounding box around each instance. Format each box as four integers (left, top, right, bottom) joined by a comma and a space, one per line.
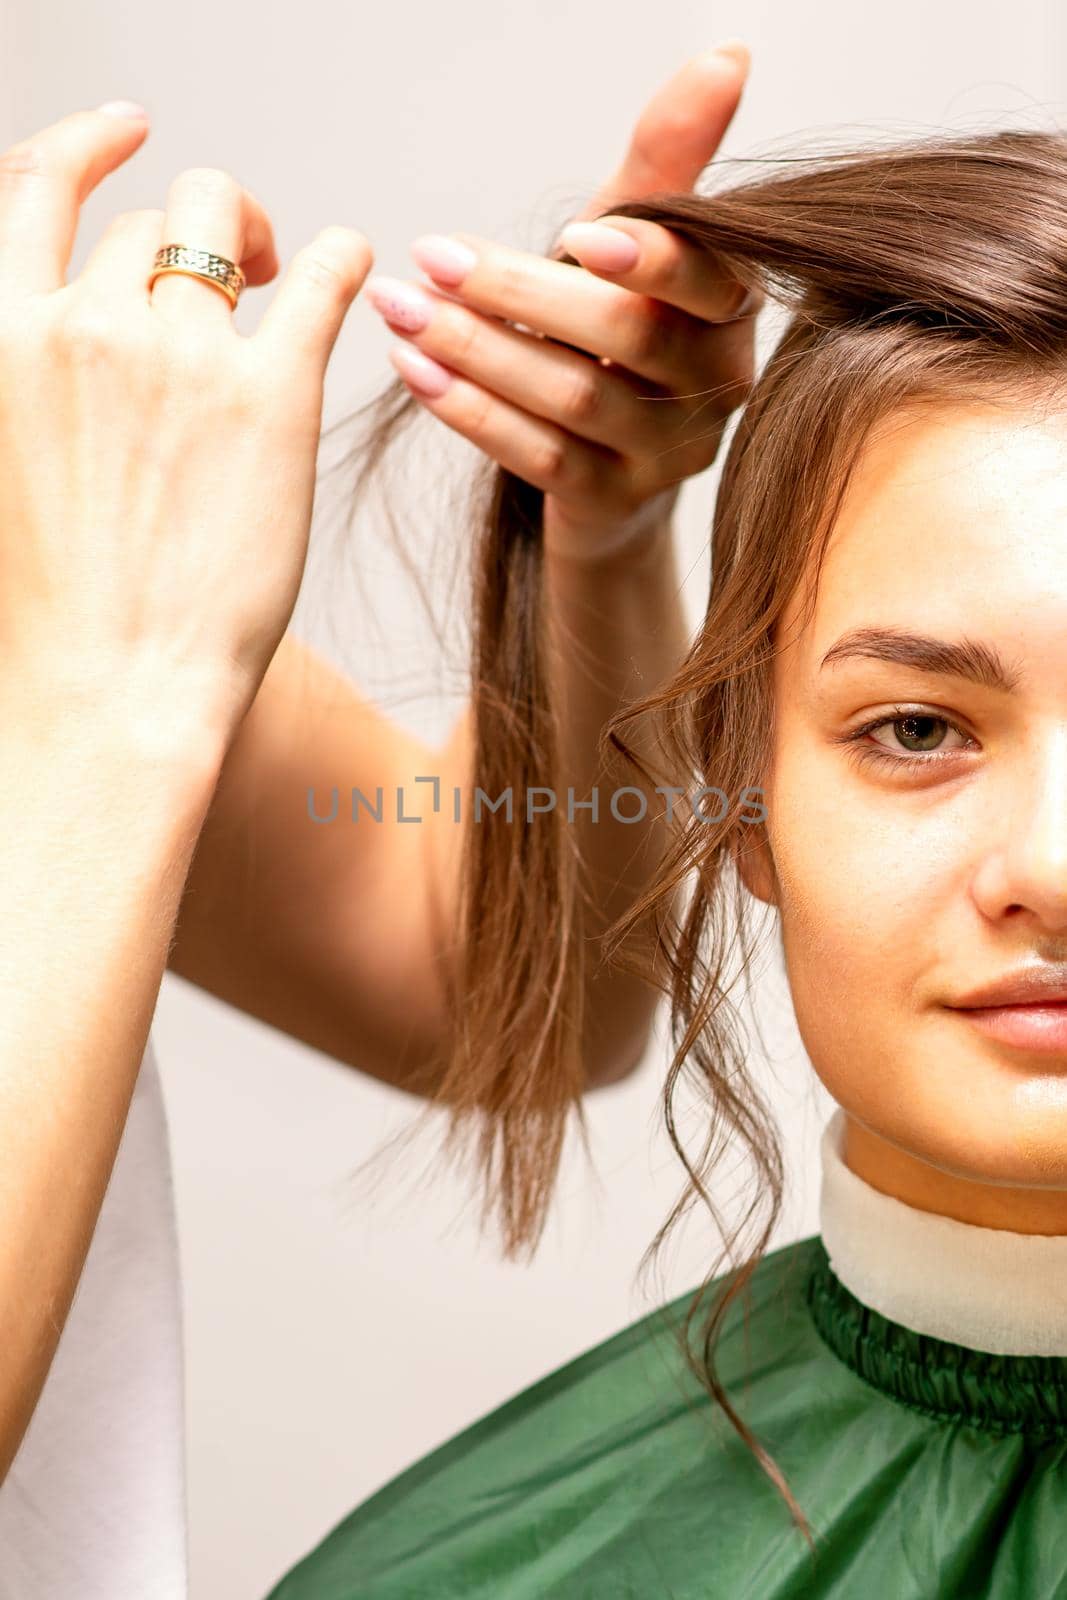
148, 244, 246, 309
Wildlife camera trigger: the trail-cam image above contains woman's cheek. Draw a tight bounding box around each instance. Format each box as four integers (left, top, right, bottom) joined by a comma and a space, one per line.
770, 804, 916, 1074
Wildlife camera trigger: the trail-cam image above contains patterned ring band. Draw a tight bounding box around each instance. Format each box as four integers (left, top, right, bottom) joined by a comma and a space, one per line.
147, 244, 246, 309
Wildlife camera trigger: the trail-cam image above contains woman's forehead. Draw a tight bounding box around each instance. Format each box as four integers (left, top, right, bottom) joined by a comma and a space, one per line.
848, 396, 1067, 515
773, 399, 1067, 686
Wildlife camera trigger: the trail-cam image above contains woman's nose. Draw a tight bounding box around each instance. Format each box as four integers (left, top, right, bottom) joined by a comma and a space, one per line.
970, 730, 1067, 931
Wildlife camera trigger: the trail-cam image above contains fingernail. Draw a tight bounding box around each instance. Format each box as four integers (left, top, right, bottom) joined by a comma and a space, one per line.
410, 234, 477, 287
389, 342, 453, 398
365, 275, 433, 332
709, 38, 750, 67
556, 221, 639, 273
97, 100, 148, 119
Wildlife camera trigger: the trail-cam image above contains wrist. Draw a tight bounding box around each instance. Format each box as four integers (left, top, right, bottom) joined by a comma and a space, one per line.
542, 480, 681, 573
544, 514, 679, 596
544, 511, 676, 579
1, 647, 232, 795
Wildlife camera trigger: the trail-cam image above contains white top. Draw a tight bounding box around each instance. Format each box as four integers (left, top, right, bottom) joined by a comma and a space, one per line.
819, 1104, 1067, 1357
0, 1032, 189, 1597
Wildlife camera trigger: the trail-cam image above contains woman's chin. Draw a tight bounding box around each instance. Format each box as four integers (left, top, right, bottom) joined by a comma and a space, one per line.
917, 1008, 1067, 1185
827, 1043, 1067, 1206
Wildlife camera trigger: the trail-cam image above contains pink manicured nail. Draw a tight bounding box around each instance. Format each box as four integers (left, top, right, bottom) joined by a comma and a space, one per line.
410, 234, 477, 287
556, 222, 639, 273
389, 342, 453, 398
365, 275, 433, 332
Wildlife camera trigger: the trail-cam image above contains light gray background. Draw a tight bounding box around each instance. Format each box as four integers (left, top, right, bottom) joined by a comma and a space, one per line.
5, 5, 1066, 1596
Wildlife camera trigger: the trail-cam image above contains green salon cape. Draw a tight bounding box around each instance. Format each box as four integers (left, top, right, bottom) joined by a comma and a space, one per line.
264, 1233, 1067, 1598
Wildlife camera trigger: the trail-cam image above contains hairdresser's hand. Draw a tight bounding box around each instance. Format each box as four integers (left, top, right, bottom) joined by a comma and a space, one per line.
364, 44, 762, 565
0, 104, 371, 753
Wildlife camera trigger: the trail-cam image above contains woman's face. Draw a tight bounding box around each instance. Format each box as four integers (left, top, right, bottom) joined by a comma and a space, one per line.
749, 395, 1067, 1228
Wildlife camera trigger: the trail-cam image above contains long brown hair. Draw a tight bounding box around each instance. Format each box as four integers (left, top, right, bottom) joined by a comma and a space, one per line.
326, 123, 1067, 1541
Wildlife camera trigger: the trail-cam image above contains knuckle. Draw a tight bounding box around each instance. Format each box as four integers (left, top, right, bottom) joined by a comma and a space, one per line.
296, 248, 349, 296
463, 385, 494, 440
558, 361, 602, 426
220, 373, 260, 424
529, 435, 569, 488
0, 140, 48, 187
446, 309, 481, 367
492, 254, 525, 302
317, 225, 370, 271
644, 239, 687, 301
53, 300, 127, 361
610, 295, 665, 370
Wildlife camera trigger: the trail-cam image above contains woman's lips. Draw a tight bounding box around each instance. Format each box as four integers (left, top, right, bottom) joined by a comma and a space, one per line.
955, 1002, 1067, 1052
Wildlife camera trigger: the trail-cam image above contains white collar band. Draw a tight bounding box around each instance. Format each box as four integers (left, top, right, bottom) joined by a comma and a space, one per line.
818, 1106, 1067, 1356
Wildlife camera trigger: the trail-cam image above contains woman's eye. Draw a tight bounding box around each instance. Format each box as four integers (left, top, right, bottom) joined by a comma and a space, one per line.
841, 707, 974, 772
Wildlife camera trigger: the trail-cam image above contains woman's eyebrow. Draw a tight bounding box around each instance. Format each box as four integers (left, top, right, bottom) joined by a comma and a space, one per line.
818, 627, 1020, 692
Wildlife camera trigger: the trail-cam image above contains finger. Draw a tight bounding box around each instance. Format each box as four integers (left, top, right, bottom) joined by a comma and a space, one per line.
410, 230, 706, 388
549, 43, 751, 258
77, 209, 166, 302
386, 346, 624, 516
555, 215, 764, 323
0, 104, 150, 294
150, 166, 278, 326
254, 226, 372, 381
673, 312, 761, 425
368, 273, 708, 458
598, 43, 751, 200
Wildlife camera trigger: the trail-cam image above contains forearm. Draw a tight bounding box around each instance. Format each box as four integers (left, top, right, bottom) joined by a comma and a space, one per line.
542, 520, 690, 1082
0, 690, 224, 1484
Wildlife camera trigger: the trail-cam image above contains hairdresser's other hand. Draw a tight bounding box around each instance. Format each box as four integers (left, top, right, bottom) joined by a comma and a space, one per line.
364, 43, 762, 565
0, 104, 371, 755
